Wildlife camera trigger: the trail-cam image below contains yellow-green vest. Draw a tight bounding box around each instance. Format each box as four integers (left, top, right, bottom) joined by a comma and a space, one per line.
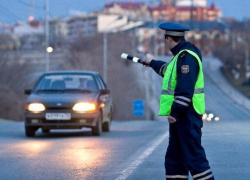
159, 49, 205, 116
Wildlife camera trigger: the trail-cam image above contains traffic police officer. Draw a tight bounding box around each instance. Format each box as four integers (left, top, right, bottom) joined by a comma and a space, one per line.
142, 22, 214, 180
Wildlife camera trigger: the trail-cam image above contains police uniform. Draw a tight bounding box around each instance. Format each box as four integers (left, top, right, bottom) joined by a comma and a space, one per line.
149, 23, 214, 180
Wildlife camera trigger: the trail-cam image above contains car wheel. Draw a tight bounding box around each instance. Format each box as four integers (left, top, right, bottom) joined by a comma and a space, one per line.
102, 120, 110, 132
92, 116, 102, 136
42, 128, 50, 133
25, 126, 36, 137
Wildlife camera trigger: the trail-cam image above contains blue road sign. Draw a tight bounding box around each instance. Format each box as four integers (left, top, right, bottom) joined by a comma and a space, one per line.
133, 100, 144, 116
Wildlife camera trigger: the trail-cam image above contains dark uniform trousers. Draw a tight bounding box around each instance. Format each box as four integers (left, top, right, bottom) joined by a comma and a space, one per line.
165, 107, 214, 180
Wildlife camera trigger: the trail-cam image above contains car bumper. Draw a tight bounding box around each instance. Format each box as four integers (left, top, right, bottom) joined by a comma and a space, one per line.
25, 110, 99, 129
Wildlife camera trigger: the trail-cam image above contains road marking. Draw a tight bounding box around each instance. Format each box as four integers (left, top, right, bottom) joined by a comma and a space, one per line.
115, 132, 169, 180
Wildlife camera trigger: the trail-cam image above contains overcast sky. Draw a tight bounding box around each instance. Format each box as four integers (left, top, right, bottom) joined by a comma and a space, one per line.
0, 0, 249, 24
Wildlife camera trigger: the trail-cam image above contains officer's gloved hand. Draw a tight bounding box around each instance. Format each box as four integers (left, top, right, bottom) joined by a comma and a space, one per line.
141, 59, 152, 67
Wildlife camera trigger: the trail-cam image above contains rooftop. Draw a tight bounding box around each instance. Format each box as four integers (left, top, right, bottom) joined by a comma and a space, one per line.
105, 2, 146, 9
43, 70, 100, 76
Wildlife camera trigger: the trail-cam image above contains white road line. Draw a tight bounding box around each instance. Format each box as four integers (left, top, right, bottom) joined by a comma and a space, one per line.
115, 132, 169, 180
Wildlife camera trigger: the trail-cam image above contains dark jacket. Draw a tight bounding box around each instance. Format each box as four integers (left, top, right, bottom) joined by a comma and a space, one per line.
149, 39, 202, 119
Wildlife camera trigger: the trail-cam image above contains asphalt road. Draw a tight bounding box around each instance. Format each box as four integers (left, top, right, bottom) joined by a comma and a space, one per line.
0, 120, 168, 180
0, 57, 250, 180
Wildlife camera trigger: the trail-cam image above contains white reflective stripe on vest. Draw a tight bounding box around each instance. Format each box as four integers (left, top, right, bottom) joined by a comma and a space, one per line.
166, 175, 189, 179
161, 90, 175, 95
160, 63, 168, 76
194, 88, 204, 94
193, 169, 211, 179
175, 100, 189, 107
175, 96, 191, 102
161, 88, 204, 95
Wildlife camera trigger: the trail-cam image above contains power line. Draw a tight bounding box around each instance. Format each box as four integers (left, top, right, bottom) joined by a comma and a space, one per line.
17, 0, 45, 9
0, 1, 55, 23
17, 0, 54, 18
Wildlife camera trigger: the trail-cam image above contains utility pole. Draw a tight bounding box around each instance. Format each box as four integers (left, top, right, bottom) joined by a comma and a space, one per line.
245, 42, 250, 80
131, 28, 136, 56
45, 0, 49, 72
244, 22, 250, 80
29, 0, 34, 21
190, 0, 194, 29
232, 33, 236, 50
103, 32, 107, 82
153, 19, 157, 56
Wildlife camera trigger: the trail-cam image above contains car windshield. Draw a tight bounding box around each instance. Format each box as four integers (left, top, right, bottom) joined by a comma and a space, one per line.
35, 74, 98, 93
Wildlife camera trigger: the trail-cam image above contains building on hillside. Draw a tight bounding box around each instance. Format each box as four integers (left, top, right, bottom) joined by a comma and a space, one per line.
104, 2, 150, 19
176, 0, 207, 7
205, 3, 222, 21
162, 0, 176, 6
67, 14, 97, 42
0, 26, 16, 51
97, 14, 145, 33
152, 2, 222, 21
12, 21, 45, 50
0, 25, 13, 34
161, 0, 207, 7
13, 21, 44, 35
49, 18, 68, 47
151, 5, 176, 21
98, 14, 128, 32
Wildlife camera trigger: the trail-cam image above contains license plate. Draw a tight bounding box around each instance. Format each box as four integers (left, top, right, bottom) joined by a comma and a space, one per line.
45, 113, 71, 120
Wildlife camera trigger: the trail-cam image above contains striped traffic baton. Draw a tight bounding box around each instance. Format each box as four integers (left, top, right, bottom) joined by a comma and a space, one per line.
121, 53, 146, 65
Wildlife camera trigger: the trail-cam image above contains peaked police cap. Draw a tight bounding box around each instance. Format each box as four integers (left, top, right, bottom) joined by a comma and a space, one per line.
159, 22, 190, 37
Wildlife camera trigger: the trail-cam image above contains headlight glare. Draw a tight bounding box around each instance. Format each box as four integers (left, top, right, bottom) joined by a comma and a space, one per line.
27, 103, 46, 112
73, 102, 96, 112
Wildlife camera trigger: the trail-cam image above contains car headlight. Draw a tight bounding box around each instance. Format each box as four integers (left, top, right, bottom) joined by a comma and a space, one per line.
27, 103, 46, 112
72, 102, 96, 112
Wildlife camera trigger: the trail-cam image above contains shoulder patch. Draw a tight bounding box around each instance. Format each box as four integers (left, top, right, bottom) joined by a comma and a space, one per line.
181, 65, 189, 73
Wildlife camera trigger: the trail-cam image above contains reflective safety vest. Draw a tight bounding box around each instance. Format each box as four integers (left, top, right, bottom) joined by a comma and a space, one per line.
159, 49, 205, 116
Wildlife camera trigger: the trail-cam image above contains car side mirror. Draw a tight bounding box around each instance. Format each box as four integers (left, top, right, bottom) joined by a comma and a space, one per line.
100, 89, 110, 95
24, 89, 32, 95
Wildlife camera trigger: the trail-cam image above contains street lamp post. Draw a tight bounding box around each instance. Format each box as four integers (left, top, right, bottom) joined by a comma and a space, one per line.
102, 15, 123, 82
45, 0, 49, 72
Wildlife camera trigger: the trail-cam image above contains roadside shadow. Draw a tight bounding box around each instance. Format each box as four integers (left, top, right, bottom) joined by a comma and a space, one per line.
0, 128, 105, 140
34, 129, 94, 139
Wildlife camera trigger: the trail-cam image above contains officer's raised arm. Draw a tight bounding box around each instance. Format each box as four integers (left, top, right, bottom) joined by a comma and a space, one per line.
141, 58, 168, 77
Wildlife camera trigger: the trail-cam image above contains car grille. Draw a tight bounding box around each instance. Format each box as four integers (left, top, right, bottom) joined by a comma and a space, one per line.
46, 107, 72, 110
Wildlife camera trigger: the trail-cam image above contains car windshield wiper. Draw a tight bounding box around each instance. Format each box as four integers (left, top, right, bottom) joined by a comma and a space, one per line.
63, 89, 93, 93
36, 89, 65, 93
